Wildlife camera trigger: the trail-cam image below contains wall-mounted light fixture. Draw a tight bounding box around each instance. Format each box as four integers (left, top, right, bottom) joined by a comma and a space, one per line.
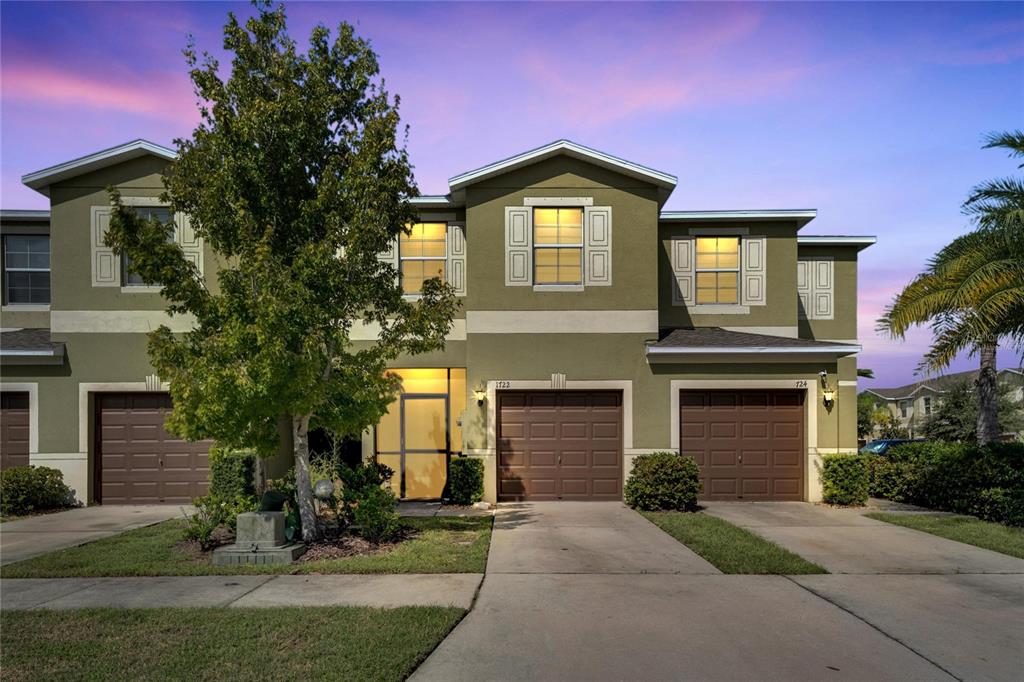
473, 386, 488, 406
819, 370, 836, 410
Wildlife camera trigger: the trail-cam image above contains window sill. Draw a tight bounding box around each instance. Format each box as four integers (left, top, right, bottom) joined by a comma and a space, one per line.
1, 304, 50, 312
120, 286, 162, 294
533, 284, 584, 293
690, 304, 749, 314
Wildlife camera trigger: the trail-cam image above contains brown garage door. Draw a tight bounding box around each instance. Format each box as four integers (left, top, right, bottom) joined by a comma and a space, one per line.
1, 392, 30, 470
680, 390, 804, 501
96, 393, 211, 504
498, 391, 622, 501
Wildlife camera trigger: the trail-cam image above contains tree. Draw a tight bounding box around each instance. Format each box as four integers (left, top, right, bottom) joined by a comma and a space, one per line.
104, 2, 457, 542
857, 392, 879, 439
879, 131, 1024, 446
919, 378, 1024, 442
857, 368, 875, 379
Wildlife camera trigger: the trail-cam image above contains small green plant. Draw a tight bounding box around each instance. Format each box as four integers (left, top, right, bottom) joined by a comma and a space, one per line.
0, 466, 76, 517
821, 454, 869, 506
353, 485, 401, 544
182, 499, 225, 551
339, 462, 394, 523
448, 457, 484, 505
624, 452, 701, 512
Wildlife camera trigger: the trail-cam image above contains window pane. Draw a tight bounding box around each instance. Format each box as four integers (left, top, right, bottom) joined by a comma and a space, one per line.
696, 272, 717, 288
695, 253, 717, 269
401, 223, 446, 258
404, 397, 447, 451
558, 208, 583, 227
534, 225, 560, 245
404, 453, 447, 498
717, 287, 738, 304
401, 260, 445, 294
391, 368, 449, 394
696, 237, 717, 253
718, 237, 739, 255
718, 271, 738, 288
535, 265, 559, 283
558, 222, 583, 245
5, 271, 49, 304
377, 403, 401, 452
534, 249, 559, 267
533, 208, 558, 226
696, 288, 717, 304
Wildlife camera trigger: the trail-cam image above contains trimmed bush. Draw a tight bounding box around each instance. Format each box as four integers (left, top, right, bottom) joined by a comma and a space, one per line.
1, 466, 76, 517
624, 452, 701, 512
448, 457, 484, 505
353, 485, 401, 543
868, 441, 1024, 526
208, 448, 257, 500
821, 454, 869, 506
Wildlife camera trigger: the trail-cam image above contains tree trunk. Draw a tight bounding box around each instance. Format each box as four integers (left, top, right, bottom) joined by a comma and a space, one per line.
292, 414, 320, 542
976, 341, 999, 446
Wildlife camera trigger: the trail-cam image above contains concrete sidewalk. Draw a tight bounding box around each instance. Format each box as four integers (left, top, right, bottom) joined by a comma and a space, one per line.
1, 506, 184, 566
702, 501, 1024, 574
1, 573, 482, 610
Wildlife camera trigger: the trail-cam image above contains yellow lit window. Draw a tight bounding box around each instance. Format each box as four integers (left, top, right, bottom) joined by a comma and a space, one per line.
695, 237, 739, 304
534, 208, 583, 284
400, 223, 446, 294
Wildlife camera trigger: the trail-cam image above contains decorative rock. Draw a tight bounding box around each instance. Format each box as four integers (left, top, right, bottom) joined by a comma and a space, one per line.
473, 501, 492, 510
314, 479, 335, 500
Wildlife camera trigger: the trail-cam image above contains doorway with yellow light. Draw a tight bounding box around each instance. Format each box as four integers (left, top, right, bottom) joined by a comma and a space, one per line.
375, 368, 467, 499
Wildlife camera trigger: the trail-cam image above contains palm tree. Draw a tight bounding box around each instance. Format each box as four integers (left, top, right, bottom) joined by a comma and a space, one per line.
879, 131, 1024, 445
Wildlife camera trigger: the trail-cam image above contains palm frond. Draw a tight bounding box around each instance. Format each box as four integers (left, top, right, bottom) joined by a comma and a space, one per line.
982, 130, 1024, 168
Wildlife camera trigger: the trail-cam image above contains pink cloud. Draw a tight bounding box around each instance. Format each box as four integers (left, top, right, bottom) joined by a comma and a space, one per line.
2, 64, 198, 123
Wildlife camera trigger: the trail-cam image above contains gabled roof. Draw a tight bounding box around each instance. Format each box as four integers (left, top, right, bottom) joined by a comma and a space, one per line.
448, 139, 678, 192
22, 139, 176, 196
865, 368, 1024, 401
646, 327, 860, 363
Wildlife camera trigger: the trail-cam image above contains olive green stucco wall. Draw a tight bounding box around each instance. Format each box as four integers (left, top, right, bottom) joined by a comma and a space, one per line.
465, 157, 661, 311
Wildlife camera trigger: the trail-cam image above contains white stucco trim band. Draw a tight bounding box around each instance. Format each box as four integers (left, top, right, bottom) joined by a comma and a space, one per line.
0, 382, 38, 454
468, 310, 658, 334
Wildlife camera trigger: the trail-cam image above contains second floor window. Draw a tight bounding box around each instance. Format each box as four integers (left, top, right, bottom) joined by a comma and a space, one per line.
695, 237, 739, 304
123, 206, 174, 287
3, 235, 50, 305
534, 207, 582, 285
923, 396, 932, 415
900, 401, 910, 418
400, 222, 446, 295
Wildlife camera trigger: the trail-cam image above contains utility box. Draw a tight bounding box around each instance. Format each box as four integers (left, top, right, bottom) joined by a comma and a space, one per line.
212, 511, 306, 565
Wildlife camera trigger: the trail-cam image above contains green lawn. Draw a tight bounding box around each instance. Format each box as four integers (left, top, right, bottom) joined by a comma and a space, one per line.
1, 606, 462, 682
1, 516, 492, 578
642, 511, 827, 574
866, 512, 1024, 559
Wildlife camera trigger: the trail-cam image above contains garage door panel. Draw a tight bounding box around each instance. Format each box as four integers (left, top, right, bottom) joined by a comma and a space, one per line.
497, 391, 622, 501
97, 393, 211, 504
681, 390, 804, 501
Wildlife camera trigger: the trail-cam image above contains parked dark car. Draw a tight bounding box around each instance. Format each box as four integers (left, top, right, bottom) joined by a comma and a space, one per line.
859, 439, 926, 456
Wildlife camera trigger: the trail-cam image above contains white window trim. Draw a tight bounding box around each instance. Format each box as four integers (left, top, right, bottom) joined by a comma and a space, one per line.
694, 236, 741, 306
533, 206, 584, 286
3, 234, 51, 306
523, 196, 594, 207
399, 222, 448, 297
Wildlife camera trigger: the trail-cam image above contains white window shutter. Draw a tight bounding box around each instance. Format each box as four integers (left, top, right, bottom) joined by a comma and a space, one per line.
813, 258, 834, 319
797, 257, 833, 320
174, 214, 203, 276
796, 259, 811, 318
90, 206, 119, 287
670, 236, 695, 306
583, 206, 612, 286
505, 206, 532, 286
740, 236, 766, 305
447, 223, 467, 296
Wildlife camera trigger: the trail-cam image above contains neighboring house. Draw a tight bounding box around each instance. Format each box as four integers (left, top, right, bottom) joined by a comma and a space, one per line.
864, 368, 1024, 438
0, 139, 874, 505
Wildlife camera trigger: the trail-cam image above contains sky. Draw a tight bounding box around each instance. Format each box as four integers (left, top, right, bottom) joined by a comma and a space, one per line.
2, 1, 1022, 388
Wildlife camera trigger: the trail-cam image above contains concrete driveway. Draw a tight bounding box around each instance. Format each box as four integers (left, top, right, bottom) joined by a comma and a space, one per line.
413, 502, 970, 681
1, 505, 183, 565
702, 501, 1024, 574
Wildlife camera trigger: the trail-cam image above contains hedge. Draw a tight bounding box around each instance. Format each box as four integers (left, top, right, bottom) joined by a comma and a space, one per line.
1, 466, 76, 517
868, 441, 1024, 526
624, 452, 701, 511
448, 457, 484, 505
821, 454, 869, 506
208, 448, 257, 500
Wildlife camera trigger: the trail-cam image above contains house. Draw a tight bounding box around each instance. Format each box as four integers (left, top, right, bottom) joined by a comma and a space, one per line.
864, 368, 1024, 438
0, 139, 874, 505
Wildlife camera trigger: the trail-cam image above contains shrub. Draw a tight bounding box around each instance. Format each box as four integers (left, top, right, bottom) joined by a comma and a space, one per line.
0, 466, 75, 517
352, 484, 401, 543
208, 448, 256, 500
182, 498, 225, 551
339, 461, 394, 523
868, 441, 1024, 526
448, 457, 484, 505
624, 452, 701, 512
821, 454, 869, 506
